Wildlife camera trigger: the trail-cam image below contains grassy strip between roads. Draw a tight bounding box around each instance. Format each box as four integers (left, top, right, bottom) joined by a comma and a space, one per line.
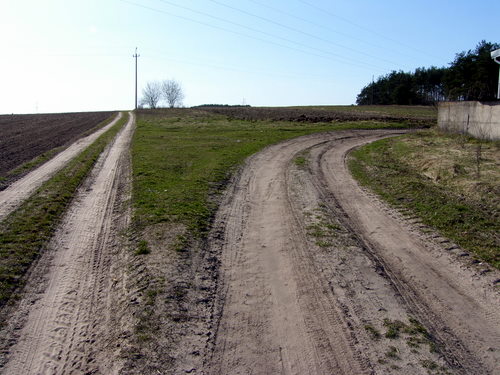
131, 111, 415, 239
127, 109, 429, 363
0, 112, 129, 307
349, 130, 499, 269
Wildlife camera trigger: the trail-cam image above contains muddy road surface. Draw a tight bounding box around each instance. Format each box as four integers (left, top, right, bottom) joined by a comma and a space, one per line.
0, 112, 122, 222
205, 129, 499, 375
1, 113, 134, 374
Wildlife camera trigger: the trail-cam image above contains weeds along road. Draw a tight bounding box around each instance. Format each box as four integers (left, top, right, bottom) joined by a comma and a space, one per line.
0, 112, 122, 222
2, 113, 135, 375
205, 129, 499, 375
1, 124, 498, 375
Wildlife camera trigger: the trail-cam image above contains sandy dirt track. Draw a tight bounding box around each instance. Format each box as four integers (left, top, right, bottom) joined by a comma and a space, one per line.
0, 112, 122, 222
1, 112, 134, 375
205, 129, 499, 375
1, 126, 498, 375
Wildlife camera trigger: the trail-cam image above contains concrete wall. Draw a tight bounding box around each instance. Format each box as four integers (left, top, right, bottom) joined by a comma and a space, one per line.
438, 101, 500, 140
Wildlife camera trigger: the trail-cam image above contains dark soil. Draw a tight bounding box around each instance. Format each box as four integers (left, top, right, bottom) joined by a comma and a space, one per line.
0, 111, 115, 177
197, 106, 435, 125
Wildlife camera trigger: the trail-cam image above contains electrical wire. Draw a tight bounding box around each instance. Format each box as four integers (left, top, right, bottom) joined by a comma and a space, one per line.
10, 52, 127, 57
245, 0, 422, 62
142, 51, 337, 81
206, 0, 405, 68
297, 0, 440, 61
119, 0, 389, 72
152, 0, 386, 70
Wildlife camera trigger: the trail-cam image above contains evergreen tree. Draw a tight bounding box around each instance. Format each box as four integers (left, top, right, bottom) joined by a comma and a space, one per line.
356, 41, 499, 105
444, 40, 499, 101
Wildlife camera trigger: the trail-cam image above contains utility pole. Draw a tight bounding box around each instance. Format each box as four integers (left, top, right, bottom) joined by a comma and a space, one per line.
491, 49, 500, 99
133, 47, 140, 109
371, 75, 374, 105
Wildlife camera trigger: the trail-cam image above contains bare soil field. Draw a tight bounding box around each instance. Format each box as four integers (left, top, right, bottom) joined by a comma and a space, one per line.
0, 113, 122, 222
0, 111, 114, 179
197, 105, 436, 126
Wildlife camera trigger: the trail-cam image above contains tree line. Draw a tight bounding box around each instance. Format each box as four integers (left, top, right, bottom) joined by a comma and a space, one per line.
356, 41, 499, 105
140, 79, 184, 109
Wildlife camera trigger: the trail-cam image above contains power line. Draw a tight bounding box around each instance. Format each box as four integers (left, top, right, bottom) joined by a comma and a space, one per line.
296, 0, 439, 61
15, 53, 127, 57
133, 47, 140, 110
141, 51, 339, 81
206, 0, 405, 68
120, 0, 388, 72
153, 0, 390, 71
245, 0, 423, 63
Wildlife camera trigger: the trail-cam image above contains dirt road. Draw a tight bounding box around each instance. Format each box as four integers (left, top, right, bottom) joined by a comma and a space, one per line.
1, 112, 134, 375
0, 112, 122, 222
1, 126, 498, 375
206, 129, 499, 375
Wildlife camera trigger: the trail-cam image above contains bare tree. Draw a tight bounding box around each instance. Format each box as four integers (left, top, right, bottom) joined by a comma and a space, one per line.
141, 81, 162, 109
162, 79, 184, 108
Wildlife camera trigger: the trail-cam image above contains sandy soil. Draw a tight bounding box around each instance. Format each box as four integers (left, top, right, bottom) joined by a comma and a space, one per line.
1, 112, 134, 374
0, 112, 122, 222
204, 129, 499, 375
0, 127, 498, 375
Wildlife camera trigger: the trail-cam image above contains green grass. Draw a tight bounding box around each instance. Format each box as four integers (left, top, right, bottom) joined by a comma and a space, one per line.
315, 239, 333, 248
0, 112, 129, 307
127, 110, 423, 361
131, 111, 412, 235
364, 324, 382, 340
293, 150, 310, 169
383, 318, 431, 339
135, 240, 151, 255
294, 156, 307, 167
349, 132, 500, 268
384, 319, 406, 339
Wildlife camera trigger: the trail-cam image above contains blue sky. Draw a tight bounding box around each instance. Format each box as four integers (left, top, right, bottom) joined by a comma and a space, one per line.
1, 0, 498, 114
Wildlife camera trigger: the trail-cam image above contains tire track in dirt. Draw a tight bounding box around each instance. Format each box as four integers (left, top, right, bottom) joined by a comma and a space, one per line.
0, 112, 122, 222
2, 112, 135, 375
206, 131, 383, 375
205, 129, 499, 375
315, 134, 500, 374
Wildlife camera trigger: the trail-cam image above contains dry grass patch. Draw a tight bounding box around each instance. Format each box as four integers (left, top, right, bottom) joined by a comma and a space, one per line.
350, 129, 499, 268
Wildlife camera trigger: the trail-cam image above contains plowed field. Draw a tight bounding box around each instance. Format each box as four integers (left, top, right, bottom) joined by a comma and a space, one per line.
0, 111, 114, 177
197, 105, 436, 125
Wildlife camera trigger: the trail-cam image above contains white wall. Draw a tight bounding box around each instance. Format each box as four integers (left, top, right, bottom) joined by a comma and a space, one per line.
438, 101, 500, 140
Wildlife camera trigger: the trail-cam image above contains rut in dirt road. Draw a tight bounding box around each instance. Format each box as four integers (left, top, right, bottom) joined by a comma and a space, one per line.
0, 112, 123, 222
2, 112, 134, 375
313, 135, 500, 374
205, 129, 500, 375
